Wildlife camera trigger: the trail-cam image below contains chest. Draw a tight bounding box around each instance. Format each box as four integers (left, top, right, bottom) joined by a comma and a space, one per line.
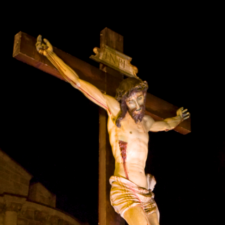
116, 116, 149, 143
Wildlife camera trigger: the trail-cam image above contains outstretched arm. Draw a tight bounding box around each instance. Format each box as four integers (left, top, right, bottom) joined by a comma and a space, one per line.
145, 107, 190, 132
36, 35, 120, 117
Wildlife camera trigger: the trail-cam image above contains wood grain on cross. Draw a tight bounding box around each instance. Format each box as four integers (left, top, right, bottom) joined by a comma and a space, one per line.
12, 28, 191, 225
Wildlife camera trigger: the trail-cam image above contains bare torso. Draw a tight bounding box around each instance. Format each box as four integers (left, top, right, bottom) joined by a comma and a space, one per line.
108, 112, 150, 189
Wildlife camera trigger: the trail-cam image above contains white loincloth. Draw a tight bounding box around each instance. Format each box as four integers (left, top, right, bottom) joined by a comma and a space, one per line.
109, 175, 157, 218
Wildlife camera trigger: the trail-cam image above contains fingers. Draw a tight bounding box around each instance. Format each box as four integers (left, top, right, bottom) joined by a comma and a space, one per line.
36, 43, 42, 53
37, 35, 42, 43
183, 115, 190, 120
36, 35, 43, 53
43, 38, 50, 45
177, 106, 190, 121
36, 35, 53, 55
43, 38, 53, 51
181, 108, 190, 115
182, 111, 190, 116
182, 112, 190, 121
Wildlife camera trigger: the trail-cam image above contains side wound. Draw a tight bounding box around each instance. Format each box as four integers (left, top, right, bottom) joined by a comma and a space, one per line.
119, 140, 129, 179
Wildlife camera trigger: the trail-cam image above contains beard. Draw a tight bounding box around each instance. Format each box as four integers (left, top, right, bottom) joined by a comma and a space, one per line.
115, 91, 147, 128
128, 104, 145, 123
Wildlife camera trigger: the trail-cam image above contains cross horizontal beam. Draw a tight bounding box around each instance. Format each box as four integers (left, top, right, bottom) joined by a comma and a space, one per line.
12, 32, 191, 135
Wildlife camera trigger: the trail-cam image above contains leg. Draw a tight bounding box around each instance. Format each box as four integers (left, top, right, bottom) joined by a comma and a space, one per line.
123, 205, 150, 225
147, 212, 159, 225
147, 201, 160, 225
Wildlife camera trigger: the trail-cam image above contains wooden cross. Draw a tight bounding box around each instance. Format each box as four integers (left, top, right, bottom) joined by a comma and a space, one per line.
13, 27, 191, 225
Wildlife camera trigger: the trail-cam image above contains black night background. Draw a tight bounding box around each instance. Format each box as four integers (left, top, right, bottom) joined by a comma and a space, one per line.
0, 3, 224, 225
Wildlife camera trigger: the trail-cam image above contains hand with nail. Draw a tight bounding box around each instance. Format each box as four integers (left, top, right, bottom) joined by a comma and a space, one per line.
36, 35, 53, 56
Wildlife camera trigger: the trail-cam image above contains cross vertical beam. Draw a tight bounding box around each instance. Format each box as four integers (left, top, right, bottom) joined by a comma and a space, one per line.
98, 28, 125, 225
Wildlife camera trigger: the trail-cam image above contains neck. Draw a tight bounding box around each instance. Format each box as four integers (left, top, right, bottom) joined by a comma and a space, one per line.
125, 112, 142, 124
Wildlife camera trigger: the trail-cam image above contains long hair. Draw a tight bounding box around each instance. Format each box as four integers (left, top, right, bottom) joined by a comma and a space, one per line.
115, 78, 148, 127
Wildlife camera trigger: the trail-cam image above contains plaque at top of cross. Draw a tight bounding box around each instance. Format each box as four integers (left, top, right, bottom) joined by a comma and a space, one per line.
90, 45, 139, 78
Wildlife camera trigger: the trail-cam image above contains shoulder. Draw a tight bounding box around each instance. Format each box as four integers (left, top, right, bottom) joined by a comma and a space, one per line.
143, 115, 155, 123
143, 115, 155, 130
104, 95, 120, 118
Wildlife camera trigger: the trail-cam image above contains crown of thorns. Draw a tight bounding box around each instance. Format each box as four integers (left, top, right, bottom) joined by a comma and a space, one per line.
115, 78, 148, 101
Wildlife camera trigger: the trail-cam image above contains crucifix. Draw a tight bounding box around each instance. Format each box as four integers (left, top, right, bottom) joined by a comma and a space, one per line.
13, 28, 191, 225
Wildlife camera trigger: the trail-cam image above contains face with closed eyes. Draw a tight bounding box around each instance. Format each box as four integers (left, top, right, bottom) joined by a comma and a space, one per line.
125, 91, 146, 123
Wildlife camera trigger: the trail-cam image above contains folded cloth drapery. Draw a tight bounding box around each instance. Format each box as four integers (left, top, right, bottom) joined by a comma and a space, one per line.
109, 176, 157, 218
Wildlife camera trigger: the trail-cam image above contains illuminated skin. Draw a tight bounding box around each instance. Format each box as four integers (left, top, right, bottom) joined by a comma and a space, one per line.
36, 36, 190, 225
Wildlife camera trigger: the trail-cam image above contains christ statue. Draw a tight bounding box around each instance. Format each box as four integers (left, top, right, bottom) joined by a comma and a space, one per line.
36, 36, 190, 225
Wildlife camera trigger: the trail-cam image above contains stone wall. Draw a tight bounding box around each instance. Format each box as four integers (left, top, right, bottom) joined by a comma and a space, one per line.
0, 150, 32, 196
28, 182, 56, 208
0, 149, 87, 225
0, 194, 83, 225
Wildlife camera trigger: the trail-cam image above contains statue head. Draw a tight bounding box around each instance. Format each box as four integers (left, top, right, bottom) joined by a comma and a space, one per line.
115, 78, 148, 127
